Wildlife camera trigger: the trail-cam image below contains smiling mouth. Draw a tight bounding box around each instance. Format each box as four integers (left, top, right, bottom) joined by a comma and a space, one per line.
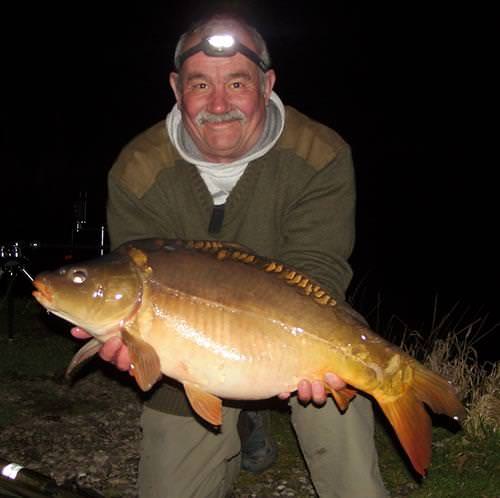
204, 118, 241, 126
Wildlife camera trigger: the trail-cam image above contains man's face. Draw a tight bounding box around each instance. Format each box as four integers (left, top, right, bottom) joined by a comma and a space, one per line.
170, 33, 276, 163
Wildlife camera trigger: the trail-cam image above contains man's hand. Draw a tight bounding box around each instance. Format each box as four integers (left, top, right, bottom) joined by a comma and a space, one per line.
278, 373, 346, 406
71, 327, 131, 371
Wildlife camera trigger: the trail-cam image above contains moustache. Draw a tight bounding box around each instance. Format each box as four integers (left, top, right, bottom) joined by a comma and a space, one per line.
196, 109, 246, 126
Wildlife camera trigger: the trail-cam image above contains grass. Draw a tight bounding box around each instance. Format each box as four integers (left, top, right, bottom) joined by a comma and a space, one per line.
1, 292, 500, 497
382, 299, 500, 441
234, 412, 500, 497
376, 425, 500, 497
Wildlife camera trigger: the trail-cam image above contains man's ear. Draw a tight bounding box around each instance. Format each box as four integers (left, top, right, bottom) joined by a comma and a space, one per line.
169, 72, 181, 103
263, 69, 276, 104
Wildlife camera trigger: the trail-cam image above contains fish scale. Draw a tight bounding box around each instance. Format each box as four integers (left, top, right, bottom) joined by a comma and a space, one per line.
32, 238, 466, 477
147, 282, 301, 397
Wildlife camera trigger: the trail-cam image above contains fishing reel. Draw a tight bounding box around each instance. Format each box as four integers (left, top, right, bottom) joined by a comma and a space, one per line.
0, 240, 37, 280
0, 240, 38, 340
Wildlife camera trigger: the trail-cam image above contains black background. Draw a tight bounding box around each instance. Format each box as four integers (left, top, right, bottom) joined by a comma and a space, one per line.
1, 2, 498, 356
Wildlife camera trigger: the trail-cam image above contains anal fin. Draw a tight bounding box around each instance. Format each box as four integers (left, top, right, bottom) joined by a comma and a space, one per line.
329, 386, 357, 412
183, 382, 222, 426
122, 329, 162, 391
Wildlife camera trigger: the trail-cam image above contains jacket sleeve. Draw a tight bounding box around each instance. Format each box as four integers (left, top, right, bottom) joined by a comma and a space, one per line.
106, 169, 174, 251
105, 122, 181, 251
277, 144, 356, 302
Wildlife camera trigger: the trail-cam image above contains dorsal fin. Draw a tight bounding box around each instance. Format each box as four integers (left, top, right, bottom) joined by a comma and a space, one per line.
179, 240, 337, 307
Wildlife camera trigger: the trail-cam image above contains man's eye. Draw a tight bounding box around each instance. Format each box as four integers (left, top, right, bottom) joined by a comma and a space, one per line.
230, 81, 242, 89
193, 82, 208, 90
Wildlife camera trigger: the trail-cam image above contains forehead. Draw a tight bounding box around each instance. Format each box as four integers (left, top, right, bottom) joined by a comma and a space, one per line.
181, 51, 259, 82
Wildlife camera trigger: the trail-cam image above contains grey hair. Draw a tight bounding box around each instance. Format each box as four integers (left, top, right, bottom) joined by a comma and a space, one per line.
173, 14, 272, 73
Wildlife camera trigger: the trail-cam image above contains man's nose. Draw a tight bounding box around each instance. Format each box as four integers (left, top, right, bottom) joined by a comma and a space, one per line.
207, 86, 231, 114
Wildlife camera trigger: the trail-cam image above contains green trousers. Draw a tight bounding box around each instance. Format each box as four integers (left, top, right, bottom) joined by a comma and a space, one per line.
138, 395, 388, 498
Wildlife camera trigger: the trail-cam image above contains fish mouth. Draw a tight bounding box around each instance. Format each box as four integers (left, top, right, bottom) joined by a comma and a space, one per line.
32, 279, 54, 308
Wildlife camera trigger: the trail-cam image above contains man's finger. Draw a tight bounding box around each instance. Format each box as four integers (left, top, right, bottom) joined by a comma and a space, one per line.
311, 380, 327, 405
297, 379, 312, 404
99, 336, 123, 362
71, 327, 92, 339
325, 372, 346, 391
114, 344, 131, 371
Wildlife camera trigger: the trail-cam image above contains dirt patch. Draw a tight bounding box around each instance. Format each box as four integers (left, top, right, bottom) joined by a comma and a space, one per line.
0, 368, 316, 497
0, 370, 142, 497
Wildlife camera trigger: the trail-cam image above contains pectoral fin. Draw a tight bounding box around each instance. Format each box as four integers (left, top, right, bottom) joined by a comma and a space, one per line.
329, 386, 357, 412
183, 382, 222, 426
122, 329, 161, 391
66, 338, 102, 379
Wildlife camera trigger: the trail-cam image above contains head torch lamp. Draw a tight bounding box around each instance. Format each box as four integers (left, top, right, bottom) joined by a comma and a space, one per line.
175, 34, 271, 72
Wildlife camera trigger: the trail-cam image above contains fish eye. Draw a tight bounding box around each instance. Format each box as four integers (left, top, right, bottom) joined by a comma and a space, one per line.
71, 269, 88, 284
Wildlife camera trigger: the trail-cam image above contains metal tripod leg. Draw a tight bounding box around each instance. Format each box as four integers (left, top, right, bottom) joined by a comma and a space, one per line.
1, 262, 33, 340
7, 280, 15, 340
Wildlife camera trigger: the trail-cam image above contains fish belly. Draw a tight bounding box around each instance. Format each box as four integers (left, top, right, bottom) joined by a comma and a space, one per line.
142, 291, 334, 400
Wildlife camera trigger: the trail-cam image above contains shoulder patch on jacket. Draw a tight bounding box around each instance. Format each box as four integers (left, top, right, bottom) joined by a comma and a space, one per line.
111, 121, 181, 198
276, 106, 347, 171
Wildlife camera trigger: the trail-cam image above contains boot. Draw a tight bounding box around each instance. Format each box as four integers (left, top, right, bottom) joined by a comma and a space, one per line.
238, 410, 278, 473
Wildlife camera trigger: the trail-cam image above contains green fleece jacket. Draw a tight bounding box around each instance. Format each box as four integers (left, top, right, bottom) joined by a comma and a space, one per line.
107, 105, 357, 414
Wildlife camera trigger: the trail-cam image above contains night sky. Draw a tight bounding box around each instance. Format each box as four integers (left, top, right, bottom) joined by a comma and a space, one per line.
1, 2, 498, 354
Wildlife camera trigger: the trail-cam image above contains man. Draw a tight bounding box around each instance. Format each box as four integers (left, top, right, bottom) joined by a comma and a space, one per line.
73, 14, 388, 498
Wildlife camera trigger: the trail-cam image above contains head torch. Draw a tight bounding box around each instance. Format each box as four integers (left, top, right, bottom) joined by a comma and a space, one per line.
175, 34, 271, 72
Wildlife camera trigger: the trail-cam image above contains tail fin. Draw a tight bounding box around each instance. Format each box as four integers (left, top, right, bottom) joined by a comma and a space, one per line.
377, 365, 465, 476
411, 366, 466, 422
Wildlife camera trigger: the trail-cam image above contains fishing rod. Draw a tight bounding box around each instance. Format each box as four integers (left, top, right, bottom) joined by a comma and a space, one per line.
0, 457, 103, 498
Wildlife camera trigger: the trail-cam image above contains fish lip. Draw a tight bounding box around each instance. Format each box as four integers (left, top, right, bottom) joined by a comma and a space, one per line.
32, 279, 53, 307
